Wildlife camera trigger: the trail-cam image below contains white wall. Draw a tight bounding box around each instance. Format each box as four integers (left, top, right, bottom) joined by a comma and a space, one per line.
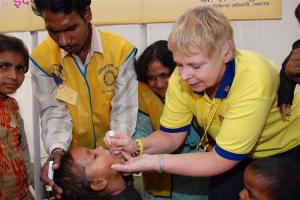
232, 1, 300, 68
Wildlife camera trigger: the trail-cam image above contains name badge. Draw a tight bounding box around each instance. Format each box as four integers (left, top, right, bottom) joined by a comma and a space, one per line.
56, 85, 78, 105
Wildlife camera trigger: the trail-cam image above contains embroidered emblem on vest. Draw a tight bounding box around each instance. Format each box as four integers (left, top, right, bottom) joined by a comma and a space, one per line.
104, 71, 116, 86
98, 63, 117, 88
50, 64, 67, 85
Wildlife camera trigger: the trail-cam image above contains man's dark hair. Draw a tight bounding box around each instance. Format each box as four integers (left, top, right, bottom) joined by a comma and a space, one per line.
135, 40, 176, 83
32, 0, 91, 18
295, 2, 300, 23
54, 152, 107, 200
0, 34, 29, 72
248, 157, 300, 200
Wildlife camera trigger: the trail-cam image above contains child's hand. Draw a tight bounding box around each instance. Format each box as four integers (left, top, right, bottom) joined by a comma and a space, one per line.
279, 104, 291, 117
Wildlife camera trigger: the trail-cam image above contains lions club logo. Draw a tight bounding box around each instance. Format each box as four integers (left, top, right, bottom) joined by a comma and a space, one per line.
98, 64, 118, 91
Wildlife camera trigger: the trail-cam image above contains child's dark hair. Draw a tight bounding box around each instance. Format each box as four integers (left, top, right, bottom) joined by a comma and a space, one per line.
247, 157, 300, 200
54, 152, 107, 200
32, 0, 91, 18
135, 40, 176, 83
295, 2, 300, 23
0, 34, 29, 72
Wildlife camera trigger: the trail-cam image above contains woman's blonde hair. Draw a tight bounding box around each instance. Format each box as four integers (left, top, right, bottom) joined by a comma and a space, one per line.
168, 6, 235, 60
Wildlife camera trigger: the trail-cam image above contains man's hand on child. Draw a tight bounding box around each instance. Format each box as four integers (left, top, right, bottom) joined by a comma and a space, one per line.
40, 148, 65, 199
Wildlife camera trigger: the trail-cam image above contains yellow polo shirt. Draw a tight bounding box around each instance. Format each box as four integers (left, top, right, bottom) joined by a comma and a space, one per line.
161, 49, 300, 159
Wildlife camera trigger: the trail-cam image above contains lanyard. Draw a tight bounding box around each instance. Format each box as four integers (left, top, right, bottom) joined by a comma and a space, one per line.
198, 99, 221, 152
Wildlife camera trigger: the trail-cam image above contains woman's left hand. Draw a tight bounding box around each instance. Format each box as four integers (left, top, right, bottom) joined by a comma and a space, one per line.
111, 151, 160, 174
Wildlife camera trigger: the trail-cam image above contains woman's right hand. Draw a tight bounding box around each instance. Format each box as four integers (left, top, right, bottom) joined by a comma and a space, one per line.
103, 130, 138, 155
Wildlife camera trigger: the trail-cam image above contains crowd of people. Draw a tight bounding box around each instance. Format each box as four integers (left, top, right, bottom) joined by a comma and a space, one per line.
1, 0, 300, 200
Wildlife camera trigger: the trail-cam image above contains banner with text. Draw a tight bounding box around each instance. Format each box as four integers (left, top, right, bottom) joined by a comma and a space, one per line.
0, 0, 282, 32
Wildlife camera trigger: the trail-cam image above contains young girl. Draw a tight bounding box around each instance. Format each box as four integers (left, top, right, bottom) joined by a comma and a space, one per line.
0, 34, 31, 200
240, 158, 300, 200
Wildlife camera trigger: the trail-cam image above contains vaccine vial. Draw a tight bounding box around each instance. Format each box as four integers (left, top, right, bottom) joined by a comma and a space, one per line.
46, 159, 54, 199
108, 130, 115, 139
107, 130, 117, 153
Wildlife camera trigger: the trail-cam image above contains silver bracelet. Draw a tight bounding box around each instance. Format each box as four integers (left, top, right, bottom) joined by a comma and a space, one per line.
158, 154, 164, 173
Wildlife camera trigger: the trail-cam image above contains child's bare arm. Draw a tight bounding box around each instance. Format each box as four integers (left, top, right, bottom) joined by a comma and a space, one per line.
286, 48, 300, 84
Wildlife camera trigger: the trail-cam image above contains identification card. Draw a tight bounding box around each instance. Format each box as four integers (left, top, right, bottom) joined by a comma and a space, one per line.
56, 85, 78, 105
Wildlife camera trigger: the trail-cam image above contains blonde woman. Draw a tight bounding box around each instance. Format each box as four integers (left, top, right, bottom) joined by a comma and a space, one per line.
105, 7, 300, 200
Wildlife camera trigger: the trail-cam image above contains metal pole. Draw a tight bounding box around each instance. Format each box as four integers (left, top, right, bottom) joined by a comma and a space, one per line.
31, 31, 43, 200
